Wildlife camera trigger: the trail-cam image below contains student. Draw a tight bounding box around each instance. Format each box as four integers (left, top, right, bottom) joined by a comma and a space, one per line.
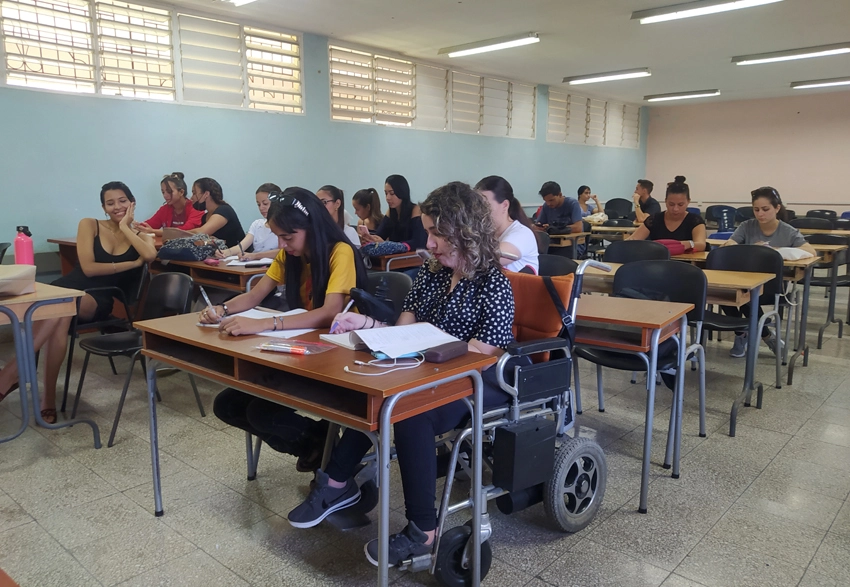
136, 172, 204, 236
352, 188, 384, 234
628, 179, 707, 252
215, 183, 282, 260
720, 186, 814, 358
632, 179, 661, 224
317, 185, 360, 248
476, 175, 539, 274
205, 187, 367, 469
360, 174, 426, 250
187, 177, 246, 248
48, 181, 157, 423
533, 181, 583, 234
287, 181, 521, 568
577, 185, 601, 217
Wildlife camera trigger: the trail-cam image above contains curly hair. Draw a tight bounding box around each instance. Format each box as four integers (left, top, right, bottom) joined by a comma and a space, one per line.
420, 181, 500, 278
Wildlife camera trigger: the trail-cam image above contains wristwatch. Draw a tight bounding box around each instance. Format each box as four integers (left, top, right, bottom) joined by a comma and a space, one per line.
221, 303, 229, 317
688, 240, 694, 250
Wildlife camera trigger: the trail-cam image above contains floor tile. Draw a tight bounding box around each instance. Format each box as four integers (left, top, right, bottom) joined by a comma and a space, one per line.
114, 549, 249, 587
830, 499, 850, 538
538, 539, 669, 586
778, 437, 850, 472
735, 473, 844, 530
808, 531, 850, 584
796, 419, 850, 448
797, 569, 840, 587
660, 574, 708, 587
751, 455, 850, 501
0, 492, 32, 533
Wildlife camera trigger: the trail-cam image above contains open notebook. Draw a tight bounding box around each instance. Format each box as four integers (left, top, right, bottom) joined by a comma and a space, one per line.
320, 323, 459, 358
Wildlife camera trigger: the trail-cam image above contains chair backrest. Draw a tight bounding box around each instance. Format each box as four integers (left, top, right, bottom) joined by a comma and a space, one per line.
706, 245, 785, 301
506, 271, 575, 344
807, 209, 837, 220
0, 242, 10, 264
785, 209, 797, 221
709, 232, 734, 240
687, 207, 701, 216
604, 198, 633, 219
806, 234, 849, 266
366, 271, 412, 325
790, 217, 833, 230
714, 207, 737, 231
534, 230, 550, 254
603, 240, 670, 263
538, 254, 577, 276
735, 206, 755, 223
832, 218, 850, 230
603, 218, 635, 227
612, 260, 706, 322
138, 272, 194, 322
841, 211, 850, 220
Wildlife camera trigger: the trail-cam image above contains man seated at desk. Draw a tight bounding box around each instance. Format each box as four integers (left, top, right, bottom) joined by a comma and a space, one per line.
633, 179, 661, 224
532, 181, 583, 235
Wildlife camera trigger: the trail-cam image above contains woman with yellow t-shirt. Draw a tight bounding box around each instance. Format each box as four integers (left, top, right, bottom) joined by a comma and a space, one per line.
201, 187, 367, 471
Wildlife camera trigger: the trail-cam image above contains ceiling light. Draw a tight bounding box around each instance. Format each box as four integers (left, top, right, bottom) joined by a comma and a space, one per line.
791, 77, 850, 90
231, 0, 258, 6
632, 0, 783, 24
732, 42, 850, 65
564, 68, 651, 85
645, 90, 721, 102
438, 33, 539, 58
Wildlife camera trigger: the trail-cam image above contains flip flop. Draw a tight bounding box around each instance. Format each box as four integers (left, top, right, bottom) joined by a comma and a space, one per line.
40, 409, 57, 425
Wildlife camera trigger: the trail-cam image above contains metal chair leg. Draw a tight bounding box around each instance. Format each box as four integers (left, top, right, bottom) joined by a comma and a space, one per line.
573, 356, 583, 414
71, 352, 91, 419
61, 330, 78, 413
246, 432, 262, 481
596, 363, 605, 412
108, 356, 118, 375
188, 374, 205, 417
108, 351, 140, 447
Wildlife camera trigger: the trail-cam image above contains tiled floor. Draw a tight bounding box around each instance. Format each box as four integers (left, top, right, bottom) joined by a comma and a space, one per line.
1, 291, 849, 586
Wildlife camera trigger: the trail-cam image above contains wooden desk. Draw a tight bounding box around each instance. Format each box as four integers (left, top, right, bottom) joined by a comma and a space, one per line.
799, 228, 850, 236
48, 236, 164, 276
590, 225, 638, 234
547, 232, 590, 259
0, 284, 101, 446
137, 314, 495, 585
575, 295, 693, 513
149, 259, 268, 293
370, 252, 423, 272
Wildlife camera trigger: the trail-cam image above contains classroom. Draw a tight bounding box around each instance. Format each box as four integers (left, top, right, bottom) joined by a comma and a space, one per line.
1, 0, 849, 586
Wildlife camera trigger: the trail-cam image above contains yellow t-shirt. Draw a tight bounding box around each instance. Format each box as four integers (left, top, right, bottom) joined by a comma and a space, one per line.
264, 242, 356, 310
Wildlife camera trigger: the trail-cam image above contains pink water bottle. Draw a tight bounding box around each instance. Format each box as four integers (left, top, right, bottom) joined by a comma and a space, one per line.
14, 226, 34, 265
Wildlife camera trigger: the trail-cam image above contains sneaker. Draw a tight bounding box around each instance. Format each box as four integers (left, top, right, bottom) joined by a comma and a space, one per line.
729, 333, 748, 358
287, 469, 360, 528
364, 521, 432, 567
765, 331, 784, 356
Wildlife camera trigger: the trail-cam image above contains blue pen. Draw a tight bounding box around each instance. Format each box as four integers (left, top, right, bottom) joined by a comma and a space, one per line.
330, 299, 355, 334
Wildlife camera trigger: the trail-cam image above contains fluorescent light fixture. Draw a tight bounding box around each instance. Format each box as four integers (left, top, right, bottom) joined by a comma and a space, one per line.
645, 89, 720, 102
632, 0, 782, 24
564, 68, 651, 85
733, 42, 850, 65
231, 0, 258, 6
438, 33, 539, 58
791, 76, 850, 90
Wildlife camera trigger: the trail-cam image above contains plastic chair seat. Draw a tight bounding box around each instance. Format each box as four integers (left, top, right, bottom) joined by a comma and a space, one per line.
575, 337, 679, 371
78, 331, 143, 355
702, 311, 748, 332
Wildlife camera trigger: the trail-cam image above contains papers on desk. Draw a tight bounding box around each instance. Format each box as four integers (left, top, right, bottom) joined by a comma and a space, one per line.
227, 257, 274, 267
197, 308, 316, 338
321, 322, 459, 358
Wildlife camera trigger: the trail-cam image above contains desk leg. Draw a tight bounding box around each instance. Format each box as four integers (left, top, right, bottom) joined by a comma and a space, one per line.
0, 307, 31, 444
671, 316, 688, 479
787, 266, 813, 386
817, 256, 843, 348
730, 287, 761, 437
639, 329, 662, 514
146, 359, 164, 516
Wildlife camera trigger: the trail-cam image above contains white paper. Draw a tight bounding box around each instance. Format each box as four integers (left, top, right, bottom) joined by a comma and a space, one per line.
227, 258, 274, 266
196, 308, 314, 338
353, 322, 460, 359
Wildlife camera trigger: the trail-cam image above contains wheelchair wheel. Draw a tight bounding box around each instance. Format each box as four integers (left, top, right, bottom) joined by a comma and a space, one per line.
433, 524, 492, 587
544, 436, 606, 533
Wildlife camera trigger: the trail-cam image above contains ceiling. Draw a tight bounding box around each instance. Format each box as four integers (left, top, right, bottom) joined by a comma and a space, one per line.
168, 0, 850, 105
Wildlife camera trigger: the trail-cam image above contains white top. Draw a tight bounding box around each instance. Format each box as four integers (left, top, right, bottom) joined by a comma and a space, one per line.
501, 220, 539, 274
247, 218, 278, 253
344, 224, 361, 248
344, 209, 353, 226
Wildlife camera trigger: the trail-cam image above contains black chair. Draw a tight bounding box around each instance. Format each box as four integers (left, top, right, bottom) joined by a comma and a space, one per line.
791, 218, 833, 230
574, 260, 708, 442
806, 234, 848, 347
0, 242, 10, 264
735, 207, 754, 224
534, 231, 550, 254
604, 198, 633, 219
705, 205, 737, 231
71, 272, 203, 447
807, 209, 837, 221
60, 263, 150, 413
702, 246, 785, 391
833, 218, 850, 230
538, 254, 577, 276
785, 209, 797, 221
602, 219, 635, 228
364, 271, 413, 325
603, 240, 670, 264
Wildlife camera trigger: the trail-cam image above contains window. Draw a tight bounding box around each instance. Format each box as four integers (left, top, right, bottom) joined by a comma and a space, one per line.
329, 45, 414, 125
450, 71, 535, 138
413, 63, 447, 131
509, 82, 535, 139
0, 0, 303, 112
547, 90, 640, 149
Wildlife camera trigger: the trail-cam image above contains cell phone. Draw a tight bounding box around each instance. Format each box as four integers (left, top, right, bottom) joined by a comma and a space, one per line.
371, 351, 420, 360
357, 225, 369, 235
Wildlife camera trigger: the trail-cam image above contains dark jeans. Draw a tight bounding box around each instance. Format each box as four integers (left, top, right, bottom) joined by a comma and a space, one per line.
720, 305, 771, 338
213, 388, 324, 457
324, 357, 528, 532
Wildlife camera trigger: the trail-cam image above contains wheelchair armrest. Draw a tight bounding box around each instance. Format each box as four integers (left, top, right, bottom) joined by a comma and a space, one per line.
507, 337, 569, 357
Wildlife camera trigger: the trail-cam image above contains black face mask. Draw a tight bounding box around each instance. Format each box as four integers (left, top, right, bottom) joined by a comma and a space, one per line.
193, 201, 207, 212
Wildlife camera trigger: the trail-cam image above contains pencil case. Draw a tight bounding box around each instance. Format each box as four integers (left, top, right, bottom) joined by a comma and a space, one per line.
424, 341, 468, 363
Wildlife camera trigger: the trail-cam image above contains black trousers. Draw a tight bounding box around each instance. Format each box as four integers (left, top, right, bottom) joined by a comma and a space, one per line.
324, 358, 527, 532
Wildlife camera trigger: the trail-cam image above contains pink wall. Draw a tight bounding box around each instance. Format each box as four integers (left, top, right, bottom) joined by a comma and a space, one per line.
646, 91, 850, 214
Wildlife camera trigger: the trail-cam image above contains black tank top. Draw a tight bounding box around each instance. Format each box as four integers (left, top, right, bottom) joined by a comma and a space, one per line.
93, 221, 140, 263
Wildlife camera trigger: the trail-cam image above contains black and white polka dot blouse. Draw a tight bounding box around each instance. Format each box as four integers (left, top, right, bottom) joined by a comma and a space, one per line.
402, 264, 515, 349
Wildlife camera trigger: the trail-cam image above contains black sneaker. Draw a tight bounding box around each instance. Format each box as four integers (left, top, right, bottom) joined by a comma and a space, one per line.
364, 521, 432, 567
287, 469, 360, 528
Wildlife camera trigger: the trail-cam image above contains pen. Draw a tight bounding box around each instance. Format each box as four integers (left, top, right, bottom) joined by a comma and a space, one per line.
330, 299, 356, 334
198, 285, 217, 319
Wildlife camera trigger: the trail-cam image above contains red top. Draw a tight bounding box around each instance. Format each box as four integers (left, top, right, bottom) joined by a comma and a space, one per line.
144, 204, 205, 230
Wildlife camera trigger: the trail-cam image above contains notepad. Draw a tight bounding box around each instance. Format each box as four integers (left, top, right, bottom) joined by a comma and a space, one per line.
319, 331, 369, 351
227, 258, 274, 267
323, 323, 459, 359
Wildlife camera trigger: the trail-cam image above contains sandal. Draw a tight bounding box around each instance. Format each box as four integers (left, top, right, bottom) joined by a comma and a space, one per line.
0, 381, 20, 404
40, 409, 57, 425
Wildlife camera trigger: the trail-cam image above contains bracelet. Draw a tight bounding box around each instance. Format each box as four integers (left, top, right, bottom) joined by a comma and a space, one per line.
362, 315, 368, 329
221, 303, 229, 317
370, 317, 376, 328
272, 316, 278, 331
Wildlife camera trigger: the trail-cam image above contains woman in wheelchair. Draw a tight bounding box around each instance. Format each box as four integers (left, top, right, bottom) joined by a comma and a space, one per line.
287, 181, 525, 567
203, 187, 367, 470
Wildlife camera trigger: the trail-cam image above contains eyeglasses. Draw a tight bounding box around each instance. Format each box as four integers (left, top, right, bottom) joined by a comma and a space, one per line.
319, 199, 334, 206
268, 192, 310, 217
